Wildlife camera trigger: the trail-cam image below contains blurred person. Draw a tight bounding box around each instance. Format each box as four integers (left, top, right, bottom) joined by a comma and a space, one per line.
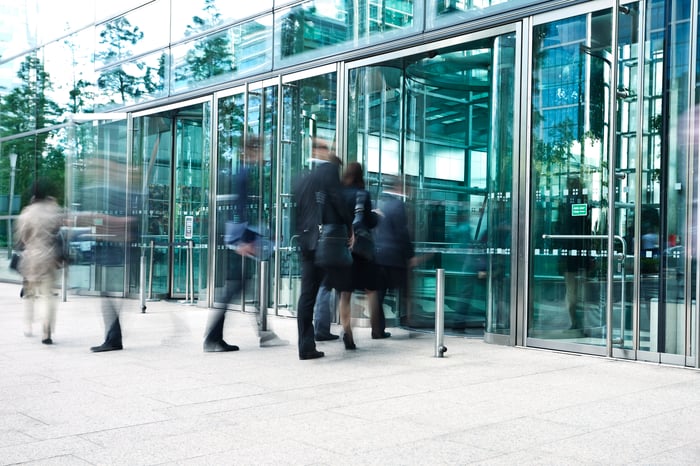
292, 138, 352, 360
206, 135, 286, 352
16, 180, 65, 344
337, 162, 380, 348
374, 176, 416, 329
313, 279, 339, 341
557, 176, 592, 330
77, 158, 136, 353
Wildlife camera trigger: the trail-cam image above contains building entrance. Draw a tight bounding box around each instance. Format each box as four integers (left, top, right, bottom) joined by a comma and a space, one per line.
527, 1, 696, 365
132, 100, 211, 301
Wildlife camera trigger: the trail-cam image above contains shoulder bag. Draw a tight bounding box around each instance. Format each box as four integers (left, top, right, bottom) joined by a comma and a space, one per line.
351, 191, 374, 261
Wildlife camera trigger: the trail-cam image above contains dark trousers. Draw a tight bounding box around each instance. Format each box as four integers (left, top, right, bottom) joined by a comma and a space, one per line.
205, 252, 243, 344
297, 250, 324, 355
100, 293, 123, 345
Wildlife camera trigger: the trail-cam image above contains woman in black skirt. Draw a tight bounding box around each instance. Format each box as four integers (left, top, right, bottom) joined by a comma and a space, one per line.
336, 162, 381, 349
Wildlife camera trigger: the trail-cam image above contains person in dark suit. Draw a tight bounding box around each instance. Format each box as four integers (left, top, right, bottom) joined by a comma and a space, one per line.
374, 176, 416, 329
293, 138, 353, 360
338, 162, 380, 348
204, 135, 285, 352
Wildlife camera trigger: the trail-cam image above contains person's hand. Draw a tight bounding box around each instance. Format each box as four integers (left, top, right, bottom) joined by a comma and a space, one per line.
235, 242, 256, 258
348, 231, 355, 248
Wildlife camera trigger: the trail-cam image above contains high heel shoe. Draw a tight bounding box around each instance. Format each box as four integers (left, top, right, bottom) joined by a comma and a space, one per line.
342, 333, 356, 350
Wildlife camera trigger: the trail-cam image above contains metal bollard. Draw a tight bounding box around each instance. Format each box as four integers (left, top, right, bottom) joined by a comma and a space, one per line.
259, 260, 269, 332
139, 249, 146, 312
435, 268, 448, 357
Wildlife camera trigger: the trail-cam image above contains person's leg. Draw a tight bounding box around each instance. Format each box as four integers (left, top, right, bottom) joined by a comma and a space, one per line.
313, 284, 337, 340
204, 251, 241, 352
339, 291, 355, 349
91, 295, 123, 352
38, 277, 57, 344
368, 290, 389, 339
297, 252, 324, 358
23, 281, 35, 337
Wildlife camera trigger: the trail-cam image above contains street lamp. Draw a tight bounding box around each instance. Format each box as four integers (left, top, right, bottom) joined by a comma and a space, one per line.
7, 152, 18, 259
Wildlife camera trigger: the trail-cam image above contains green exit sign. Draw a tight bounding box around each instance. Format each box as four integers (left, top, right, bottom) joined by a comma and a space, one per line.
571, 203, 588, 217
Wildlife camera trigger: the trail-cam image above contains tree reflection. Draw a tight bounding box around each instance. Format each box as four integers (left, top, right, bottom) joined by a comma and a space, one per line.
178, 0, 234, 84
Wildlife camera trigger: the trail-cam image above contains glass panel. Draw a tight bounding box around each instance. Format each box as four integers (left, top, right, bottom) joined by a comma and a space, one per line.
0, 133, 64, 254
277, 71, 338, 313
94, 1, 169, 69
427, 0, 537, 30
132, 115, 172, 297
172, 103, 211, 301
0, 2, 38, 57
171, 0, 273, 43
213, 84, 277, 310
529, 10, 614, 345
95, 50, 168, 110
68, 118, 129, 294
246, 85, 278, 311
347, 32, 516, 336
36, 0, 95, 44
0, 54, 63, 132
639, 0, 693, 356
214, 91, 245, 308
276, 0, 421, 66
171, 17, 273, 94
43, 28, 98, 114
96, 0, 151, 23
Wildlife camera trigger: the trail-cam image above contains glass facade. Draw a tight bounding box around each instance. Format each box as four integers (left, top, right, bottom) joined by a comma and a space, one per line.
2, 0, 700, 368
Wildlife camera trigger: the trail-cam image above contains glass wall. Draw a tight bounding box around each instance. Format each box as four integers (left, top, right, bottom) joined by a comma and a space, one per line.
67, 117, 130, 294
213, 82, 277, 312
347, 30, 516, 336
275, 0, 423, 65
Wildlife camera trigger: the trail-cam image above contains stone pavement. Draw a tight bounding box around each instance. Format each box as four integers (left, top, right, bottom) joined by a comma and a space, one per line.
1, 278, 700, 465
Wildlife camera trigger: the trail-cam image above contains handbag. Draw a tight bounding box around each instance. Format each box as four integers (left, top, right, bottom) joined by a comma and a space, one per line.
9, 251, 21, 272
315, 224, 353, 268
351, 191, 374, 261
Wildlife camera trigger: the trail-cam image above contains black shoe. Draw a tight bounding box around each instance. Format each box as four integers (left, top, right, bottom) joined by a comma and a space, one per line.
342, 333, 356, 350
41, 338, 53, 345
203, 340, 239, 352
90, 342, 123, 352
299, 350, 325, 360
371, 331, 391, 339
315, 333, 340, 342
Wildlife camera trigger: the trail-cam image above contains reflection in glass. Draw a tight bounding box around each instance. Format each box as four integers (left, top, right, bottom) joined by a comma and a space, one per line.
347, 34, 516, 336
68, 119, 129, 294
43, 28, 97, 113
277, 0, 420, 64
276, 72, 337, 313
428, 0, 535, 29
171, 18, 272, 94
171, 0, 273, 43
94, 1, 169, 69
0, 55, 62, 133
529, 11, 613, 346
95, 51, 167, 109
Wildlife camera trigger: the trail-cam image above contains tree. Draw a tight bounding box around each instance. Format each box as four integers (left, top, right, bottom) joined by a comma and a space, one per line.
0, 55, 64, 206
176, 0, 234, 85
95, 17, 146, 104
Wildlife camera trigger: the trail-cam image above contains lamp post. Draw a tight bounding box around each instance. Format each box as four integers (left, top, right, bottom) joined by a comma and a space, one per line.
7, 152, 17, 259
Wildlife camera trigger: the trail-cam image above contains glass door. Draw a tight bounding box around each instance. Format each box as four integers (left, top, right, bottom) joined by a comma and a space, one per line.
171, 103, 211, 300
132, 100, 211, 301
213, 81, 278, 312
346, 29, 517, 337
276, 67, 338, 315
526, 1, 695, 362
529, 6, 621, 353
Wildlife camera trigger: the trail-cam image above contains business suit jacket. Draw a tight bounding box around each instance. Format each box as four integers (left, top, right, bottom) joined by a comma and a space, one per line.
294, 159, 352, 252
374, 191, 414, 268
